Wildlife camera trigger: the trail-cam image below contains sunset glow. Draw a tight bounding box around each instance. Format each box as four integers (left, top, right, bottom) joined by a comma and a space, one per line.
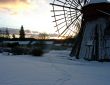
0, 0, 55, 33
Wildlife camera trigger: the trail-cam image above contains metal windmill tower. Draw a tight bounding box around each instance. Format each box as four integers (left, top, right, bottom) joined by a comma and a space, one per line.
50, 0, 110, 61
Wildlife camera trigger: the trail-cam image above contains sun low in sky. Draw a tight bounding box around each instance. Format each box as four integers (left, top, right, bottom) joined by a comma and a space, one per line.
0, 0, 55, 33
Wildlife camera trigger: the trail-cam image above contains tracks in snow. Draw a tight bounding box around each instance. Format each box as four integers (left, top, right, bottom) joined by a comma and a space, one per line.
47, 53, 72, 85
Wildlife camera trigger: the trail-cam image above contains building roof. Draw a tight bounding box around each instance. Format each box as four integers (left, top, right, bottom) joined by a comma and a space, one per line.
82, 2, 110, 20
89, 0, 109, 4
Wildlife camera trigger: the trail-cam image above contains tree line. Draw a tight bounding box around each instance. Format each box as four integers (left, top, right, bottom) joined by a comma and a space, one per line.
0, 25, 25, 39
0, 25, 50, 40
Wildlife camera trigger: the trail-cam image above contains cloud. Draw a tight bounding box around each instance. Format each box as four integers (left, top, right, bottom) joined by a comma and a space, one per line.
0, 0, 29, 3
0, 0, 31, 15
0, 0, 55, 33
0, 0, 15, 3
0, 0, 30, 9
0, 0, 51, 16
0, 0, 49, 10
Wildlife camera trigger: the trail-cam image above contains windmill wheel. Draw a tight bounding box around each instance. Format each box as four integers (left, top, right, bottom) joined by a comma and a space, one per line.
50, 0, 90, 37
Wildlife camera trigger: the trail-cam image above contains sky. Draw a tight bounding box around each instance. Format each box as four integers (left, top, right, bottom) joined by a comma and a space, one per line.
0, 0, 110, 33
0, 0, 55, 33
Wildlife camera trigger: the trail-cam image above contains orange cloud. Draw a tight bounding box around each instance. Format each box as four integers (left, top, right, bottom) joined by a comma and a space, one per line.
0, 0, 30, 9
0, 0, 31, 15
0, 0, 29, 4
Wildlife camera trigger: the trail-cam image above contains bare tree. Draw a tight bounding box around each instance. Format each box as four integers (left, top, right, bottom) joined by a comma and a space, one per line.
38, 33, 49, 39
5, 28, 10, 38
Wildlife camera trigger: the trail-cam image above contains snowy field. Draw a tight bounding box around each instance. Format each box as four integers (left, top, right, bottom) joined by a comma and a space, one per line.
0, 50, 110, 85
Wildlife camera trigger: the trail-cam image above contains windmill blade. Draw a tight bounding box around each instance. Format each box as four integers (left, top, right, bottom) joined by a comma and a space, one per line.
51, 13, 65, 17
84, 0, 90, 5
52, 3, 59, 34
77, 0, 83, 7
51, 9, 67, 12
56, 0, 66, 4
54, 21, 66, 27
50, 0, 90, 37
60, 13, 81, 36
53, 17, 66, 22
96, 9, 110, 16
84, 0, 87, 4
50, 3, 81, 11
72, 0, 80, 7
66, 0, 78, 7
61, 22, 79, 37
55, 24, 66, 32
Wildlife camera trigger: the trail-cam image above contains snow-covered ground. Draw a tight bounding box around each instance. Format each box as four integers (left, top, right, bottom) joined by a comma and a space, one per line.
0, 50, 110, 85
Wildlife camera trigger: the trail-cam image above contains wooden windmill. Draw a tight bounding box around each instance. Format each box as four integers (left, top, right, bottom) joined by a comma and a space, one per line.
50, 0, 110, 61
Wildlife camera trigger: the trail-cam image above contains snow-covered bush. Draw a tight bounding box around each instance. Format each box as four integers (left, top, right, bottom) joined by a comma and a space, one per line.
11, 47, 24, 55
12, 47, 31, 55
31, 48, 44, 56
